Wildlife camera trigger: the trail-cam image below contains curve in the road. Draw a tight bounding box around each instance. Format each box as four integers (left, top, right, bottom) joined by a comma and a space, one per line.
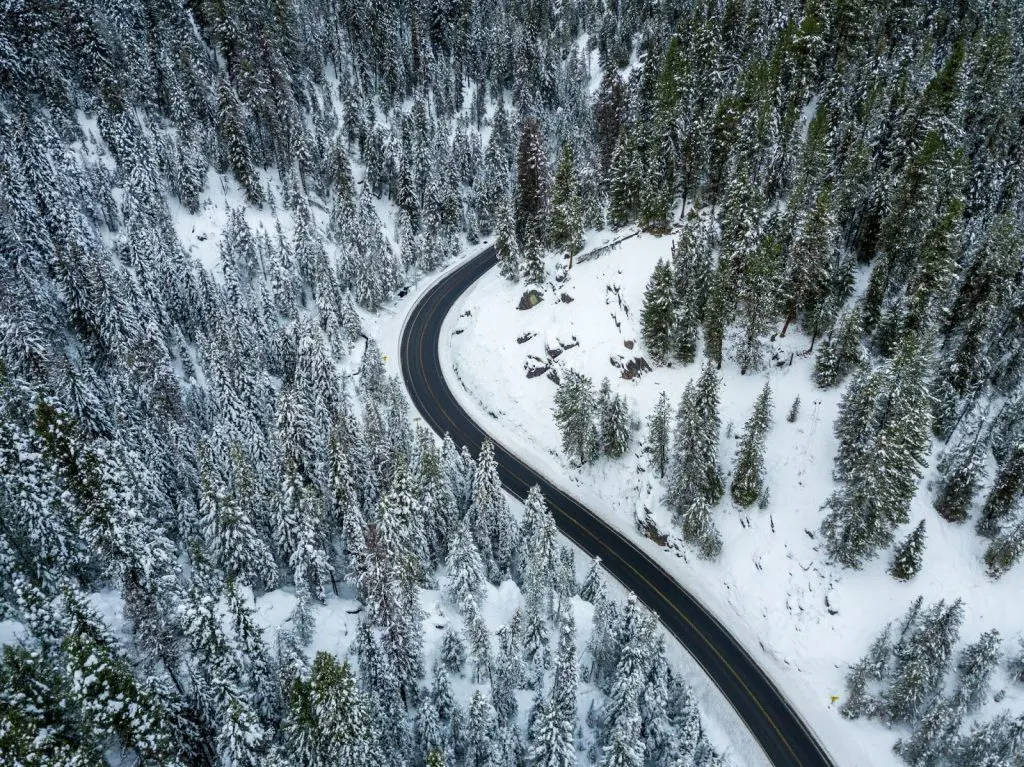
400, 246, 836, 767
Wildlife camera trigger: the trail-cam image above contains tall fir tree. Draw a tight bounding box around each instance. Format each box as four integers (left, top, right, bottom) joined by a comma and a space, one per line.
554, 369, 600, 465
641, 259, 676, 365
548, 146, 584, 266
730, 383, 773, 507
646, 392, 672, 477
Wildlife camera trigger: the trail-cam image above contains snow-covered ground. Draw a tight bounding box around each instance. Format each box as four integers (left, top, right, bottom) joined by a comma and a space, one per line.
443, 231, 1024, 767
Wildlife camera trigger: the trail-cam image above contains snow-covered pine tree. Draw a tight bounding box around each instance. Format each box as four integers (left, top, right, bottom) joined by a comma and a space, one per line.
554, 369, 600, 465
666, 364, 724, 523
953, 711, 1024, 766
549, 146, 584, 265
600, 387, 631, 459
813, 306, 865, 388
822, 335, 932, 567
841, 624, 892, 720
893, 694, 964, 767
955, 629, 1001, 713
300, 652, 376, 767
599, 597, 652, 767
521, 486, 558, 617
521, 226, 547, 286
888, 520, 927, 581
671, 223, 710, 364
641, 259, 676, 364
787, 396, 801, 422
702, 259, 732, 369
730, 383, 773, 507
495, 197, 522, 282
983, 513, 1024, 578
976, 442, 1024, 538
934, 412, 989, 523
882, 598, 964, 724
528, 610, 578, 767
646, 392, 672, 478
445, 518, 486, 618
516, 117, 548, 244
581, 552, 602, 602
468, 439, 519, 581
781, 186, 837, 343
441, 628, 467, 674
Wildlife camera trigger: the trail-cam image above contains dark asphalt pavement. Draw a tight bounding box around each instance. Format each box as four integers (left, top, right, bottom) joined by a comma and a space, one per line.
400, 245, 836, 767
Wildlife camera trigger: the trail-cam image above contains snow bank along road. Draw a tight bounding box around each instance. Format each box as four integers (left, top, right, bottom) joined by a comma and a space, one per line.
400, 246, 836, 767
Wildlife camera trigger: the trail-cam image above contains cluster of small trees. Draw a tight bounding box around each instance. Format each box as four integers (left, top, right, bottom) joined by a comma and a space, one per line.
640, 224, 713, 366
645, 369, 776, 558
843, 596, 1019, 766
554, 372, 633, 464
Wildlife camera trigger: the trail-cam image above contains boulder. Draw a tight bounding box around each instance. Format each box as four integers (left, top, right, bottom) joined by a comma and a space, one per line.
620, 357, 652, 380
516, 331, 537, 344
517, 289, 543, 310
524, 355, 549, 379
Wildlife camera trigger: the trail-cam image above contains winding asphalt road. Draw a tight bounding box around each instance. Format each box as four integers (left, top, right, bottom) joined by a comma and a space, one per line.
400, 245, 836, 767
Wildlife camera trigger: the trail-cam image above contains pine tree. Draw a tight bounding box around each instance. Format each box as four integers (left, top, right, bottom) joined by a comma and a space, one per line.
680, 497, 723, 559
579, 557, 603, 602
521, 227, 547, 286
516, 118, 548, 243
822, 336, 932, 567
467, 613, 492, 684
976, 443, 1024, 538
666, 365, 724, 535
595, 66, 626, 177
814, 307, 865, 388
528, 613, 578, 767
600, 389, 631, 459
730, 383, 773, 507
600, 599, 650, 767
287, 652, 375, 767
441, 628, 467, 674
702, 260, 731, 369
218, 83, 263, 206
607, 135, 638, 229
445, 518, 486, 619
554, 369, 600, 465
955, 630, 1002, 713
841, 626, 892, 720
888, 520, 926, 581
521, 486, 557, 617
641, 259, 676, 364
735, 230, 782, 373
787, 396, 801, 423
882, 599, 964, 724
495, 198, 521, 282
954, 711, 1024, 766
468, 440, 518, 581
670, 225, 710, 365
983, 514, 1024, 578
646, 392, 672, 477
894, 695, 964, 767
781, 187, 837, 341
548, 146, 584, 265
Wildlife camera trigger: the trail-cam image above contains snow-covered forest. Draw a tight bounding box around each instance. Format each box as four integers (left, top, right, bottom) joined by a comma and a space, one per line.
2, 0, 1024, 765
